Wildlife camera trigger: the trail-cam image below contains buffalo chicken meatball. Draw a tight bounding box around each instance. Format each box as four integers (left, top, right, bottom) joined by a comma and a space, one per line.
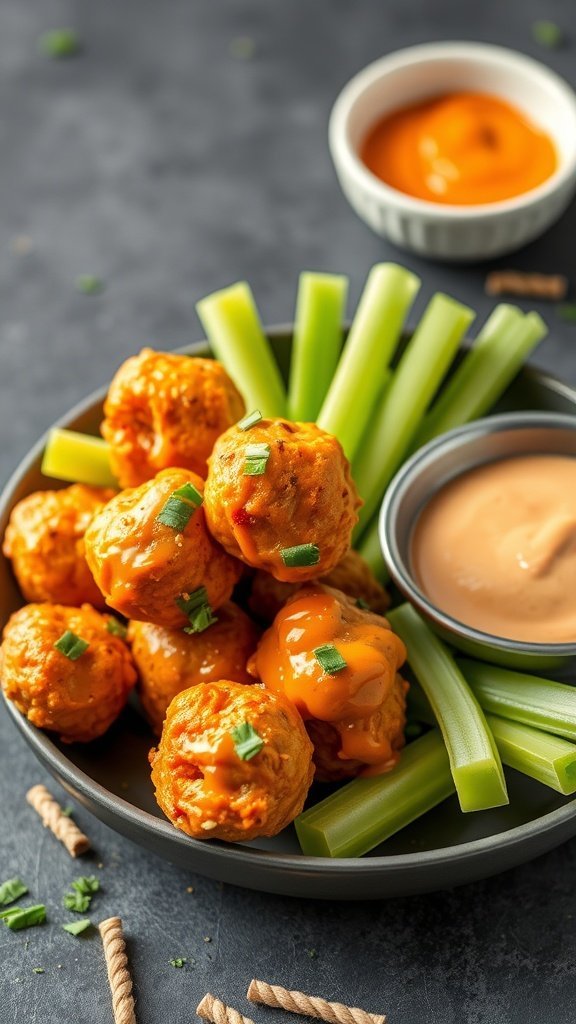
84, 468, 241, 628
248, 548, 390, 622
128, 603, 259, 734
101, 349, 246, 487
3, 485, 114, 607
0, 603, 136, 742
249, 584, 408, 781
204, 419, 361, 583
150, 680, 314, 841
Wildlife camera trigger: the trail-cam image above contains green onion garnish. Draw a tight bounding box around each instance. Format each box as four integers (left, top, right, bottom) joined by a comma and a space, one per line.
107, 617, 127, 639
0, 878, 28, 907
76, 275, 104, 295
280, 543, 320, 568
54, 630, 89, 661
63, 876, 99, 913
62, 919, 92, 936
237, 409, 262, 431
230, 722, 265, 761
243, 442, 270, 476
170, 957, 187, 968
157, 482, 203, 531
0, 905, 46, 931
314, 643, 347, 675
39, 28, 80, 59
532, 20, 562, 48
32, 967, 45, 974
176, 587, 218, 634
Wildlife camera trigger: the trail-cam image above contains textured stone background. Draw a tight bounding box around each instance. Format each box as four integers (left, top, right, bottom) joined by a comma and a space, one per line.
1, 2, 576, 1022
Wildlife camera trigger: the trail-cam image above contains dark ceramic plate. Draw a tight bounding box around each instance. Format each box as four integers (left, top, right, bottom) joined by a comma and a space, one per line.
3, 328, 576, 900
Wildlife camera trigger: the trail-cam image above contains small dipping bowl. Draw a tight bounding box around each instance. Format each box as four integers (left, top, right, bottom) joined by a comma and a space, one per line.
329, 42, 576, 260
379, 411, 576, 670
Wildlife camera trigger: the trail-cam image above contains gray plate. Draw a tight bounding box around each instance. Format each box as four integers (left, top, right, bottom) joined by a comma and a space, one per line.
2, 327, 576, 900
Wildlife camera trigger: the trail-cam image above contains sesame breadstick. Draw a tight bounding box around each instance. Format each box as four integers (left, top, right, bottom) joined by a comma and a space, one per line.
99, 917, 136, 1024
247, 980, 386, 1024
26, 784, 91, 857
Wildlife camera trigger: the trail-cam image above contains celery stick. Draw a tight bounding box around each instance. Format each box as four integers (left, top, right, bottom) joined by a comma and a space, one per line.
42, 429, 117, 488
387, 605, 508, 812
295, 730, 454, 858
459, 659, 576, 742
487, 715, 576, 796
355, 515, 389, 585
288, 272, 348, 421
353, 294, 475, 536
414, 307, 547, 447
316, 263, 420, 459
196, 282, 286, 418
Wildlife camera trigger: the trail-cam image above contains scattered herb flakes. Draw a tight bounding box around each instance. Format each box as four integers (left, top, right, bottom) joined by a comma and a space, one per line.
308, 948, 318, 959
532, 20, 563, 48
0, 878, 28, 907
62, 919, 92, 937
281, 543, 320, 568
54, 630, 89, 661
229, 36, 256, 60
39, 29, 81, 59
557, 303, 576, 323
61, 806, 74, 818
230, 721, 264, 761
63, 876, 99, 914
177, 587, 217, 634
76, 274, 104, 295
170, 957, 187, 968
107, 617, 127, 639
73, 876, 99, 895
314, 643, 347, 675
243, 442, 270, 476
0, 905, 46, 931
157, 482, 203, 531
237, 409, 262, 431
32, 968, 45, 974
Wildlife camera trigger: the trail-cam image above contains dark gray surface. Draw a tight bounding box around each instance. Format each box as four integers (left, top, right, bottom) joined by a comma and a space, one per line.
2, 0, 576, 1021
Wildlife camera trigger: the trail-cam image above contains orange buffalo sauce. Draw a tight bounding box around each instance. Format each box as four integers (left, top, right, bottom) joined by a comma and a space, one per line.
361, 92, 557, 205
411, 455, 576, 644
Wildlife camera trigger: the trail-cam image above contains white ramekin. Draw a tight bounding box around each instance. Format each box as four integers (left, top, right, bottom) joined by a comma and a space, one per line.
329, 42, 576, 261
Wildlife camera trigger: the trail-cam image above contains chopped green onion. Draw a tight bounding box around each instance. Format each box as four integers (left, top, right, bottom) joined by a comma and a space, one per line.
230, 722, 264, 761
0, 905, 46, 931
61, 805, 74, 817
353, 293, 475, 536
42, 428, 117, 488
157, 482, 203, 531
532, 20, 563, 48
314, 643, 347, 674
170, 957, 187, 968
32, 967, 45, 974
387, 605, 508, 812
39, 28, 80, 59
71, 876, 99, 895
280, 543, 320, 568
63, 876, 99, 914
243, 442, 270, 476
414, 307, 546, 448
288, 272, 348, 422
54, 630, 89, 661
317, 263, 420, 460
237, 409, 262, 431
196, 282, 286, 417
556, 303, 576, 323
62, 919, 92, 936
176, 587, 217, 634
458, 659, 576, 742
107, 617, 127, 639
295, 730, 454, 857
0, 878, 28, 907
76, 275, 104, 295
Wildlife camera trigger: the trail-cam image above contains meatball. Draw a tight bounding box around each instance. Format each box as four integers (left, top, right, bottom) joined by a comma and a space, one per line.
249, 584, 408, 781
128, 603, 260, 734
150, 680, 314, 842
2, 485, 114, 607
204, 419, 361, 583
101, 349, 246, 487
0, 603, 137, 743
84, 468, 242, 628
248, 549, 390, 622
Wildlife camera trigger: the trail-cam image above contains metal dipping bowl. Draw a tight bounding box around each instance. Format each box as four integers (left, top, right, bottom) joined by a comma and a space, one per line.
379, 411, 576, 670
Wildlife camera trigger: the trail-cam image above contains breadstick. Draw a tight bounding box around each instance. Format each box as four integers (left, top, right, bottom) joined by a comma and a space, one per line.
26, 784, 91, 857
99, 917, 136, 1024
247, 980, 386, 1024
485, 271, 568, 300
197, 994, 255, 1024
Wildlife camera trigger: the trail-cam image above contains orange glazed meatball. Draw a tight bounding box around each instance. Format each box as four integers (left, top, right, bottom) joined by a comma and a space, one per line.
84, 468, 241, 628
0, 603, 136, 743
204, 419, 361, 583
2, 485, 114, 607
249, 584, 408, 781
101, 349, 246, 487
150, 680, 314, 842
128, 603, 259, 734
248, 549, 390, 622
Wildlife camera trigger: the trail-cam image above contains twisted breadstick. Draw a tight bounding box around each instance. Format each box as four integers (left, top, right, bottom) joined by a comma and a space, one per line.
197, 993, 255, 1024
26, 784, 91, 857
485, 271, 568, 300
247, 980, 386, 1024
99, 917, 136, 1024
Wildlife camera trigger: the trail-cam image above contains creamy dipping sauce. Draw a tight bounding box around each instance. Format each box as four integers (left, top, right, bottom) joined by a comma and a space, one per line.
411, 455, 576, 644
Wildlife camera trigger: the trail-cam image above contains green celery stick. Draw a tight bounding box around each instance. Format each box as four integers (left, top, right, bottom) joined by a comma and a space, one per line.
42, 429, 117, 488
288, 272, 348, 421
459, 659, 576, 741
353, 294, 475, 536
295, 730, 454, 857
355, 514, 389, 585
316, 263, 420, 459
196, 282, 286, 418
388, 604, 508, 812
414, 307, 547, 447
